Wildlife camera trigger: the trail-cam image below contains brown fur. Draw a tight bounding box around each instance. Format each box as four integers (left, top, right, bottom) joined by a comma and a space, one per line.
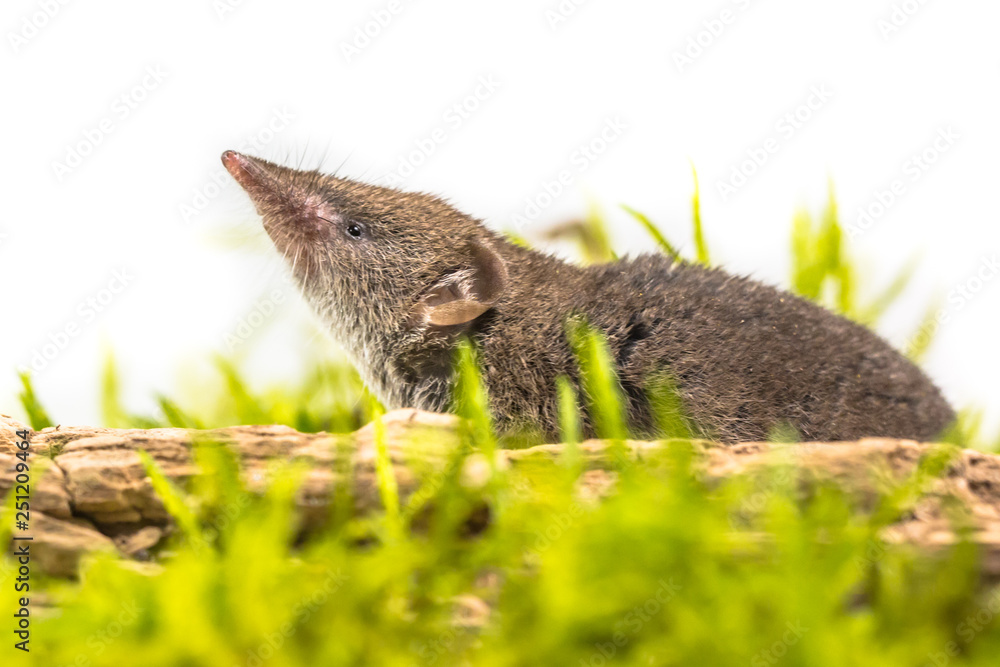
222, 151, 955, 444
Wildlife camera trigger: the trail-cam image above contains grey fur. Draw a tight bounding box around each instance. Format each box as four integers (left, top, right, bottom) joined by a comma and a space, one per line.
222, 151, 955, 444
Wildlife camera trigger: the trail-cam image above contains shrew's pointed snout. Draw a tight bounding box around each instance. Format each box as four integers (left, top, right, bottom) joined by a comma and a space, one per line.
221, 151, 293, 215
220, 149, 241, 171
221, 150, 264, 194
221, 151, 327, 245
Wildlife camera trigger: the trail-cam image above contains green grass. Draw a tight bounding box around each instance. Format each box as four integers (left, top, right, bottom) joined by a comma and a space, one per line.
7, 344, 999, 666
17, 370, 52, 431
6, 182, 1000, 666
690, 164, 710, 266
83, 340, 371, 434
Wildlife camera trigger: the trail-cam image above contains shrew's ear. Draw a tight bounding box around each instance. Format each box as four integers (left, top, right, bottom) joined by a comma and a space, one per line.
409, 241, 508, 328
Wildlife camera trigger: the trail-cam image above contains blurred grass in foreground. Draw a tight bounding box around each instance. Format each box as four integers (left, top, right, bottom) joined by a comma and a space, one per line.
6, 181, 1000, 666
8, 327, 1000, 667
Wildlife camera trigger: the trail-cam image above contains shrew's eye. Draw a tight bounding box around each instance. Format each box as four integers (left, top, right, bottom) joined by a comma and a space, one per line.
346, 223, 363, 239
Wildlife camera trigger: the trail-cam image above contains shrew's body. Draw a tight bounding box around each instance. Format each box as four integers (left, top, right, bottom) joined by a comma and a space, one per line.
223, 151, 954, 443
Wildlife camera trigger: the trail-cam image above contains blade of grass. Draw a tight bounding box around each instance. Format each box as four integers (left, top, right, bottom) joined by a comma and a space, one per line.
566, 319, 628, 467
583, 201, 616, 263
137, 449, 206, 551
622, 205, 682, 262
820, 183, 853, 315
503, 230, 532, 248
158, 396, 205, 430
17, 371, 53, 430
690, 163, 710, 266
369, 396, 402, 540
856, 258, 919, 326
189, 434, 245, 516
215, 356, 267, 425
453, 338, 496, 461
647, 373, 695, 440
540, 203, 616, 264
903, 299, 943, 364
766, 422, 801, 444
101, 350, 131, 428
790, 208, 821, 299
556, 375, 582, 477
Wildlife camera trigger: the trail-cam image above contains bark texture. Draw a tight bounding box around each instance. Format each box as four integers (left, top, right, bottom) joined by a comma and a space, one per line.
2, 411, 998, 578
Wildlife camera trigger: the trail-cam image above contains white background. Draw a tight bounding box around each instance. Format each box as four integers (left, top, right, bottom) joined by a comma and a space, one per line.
2, 0, 998, 435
